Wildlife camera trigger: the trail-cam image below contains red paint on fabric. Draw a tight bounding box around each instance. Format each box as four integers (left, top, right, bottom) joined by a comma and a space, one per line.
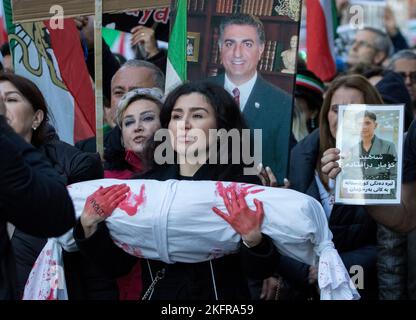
215, 182, 265, 198
118, 184, 146, 216
46, 288, 55, 300
113, 239, 144, 258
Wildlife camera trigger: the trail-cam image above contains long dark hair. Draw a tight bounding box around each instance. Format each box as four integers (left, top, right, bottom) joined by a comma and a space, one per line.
161, 81, 247, 132
157, 81, 252, 179
0, 73, 49, 147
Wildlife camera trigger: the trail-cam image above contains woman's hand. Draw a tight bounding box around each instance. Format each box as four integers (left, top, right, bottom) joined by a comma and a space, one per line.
257, 163, 290, 188
80, 184, 130, 238
130, 25, 159, 58
212, 189, 264, 247
321, 148, 342, 179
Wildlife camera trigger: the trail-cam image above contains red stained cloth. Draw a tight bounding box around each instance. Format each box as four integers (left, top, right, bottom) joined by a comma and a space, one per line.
104, 150, 145, 300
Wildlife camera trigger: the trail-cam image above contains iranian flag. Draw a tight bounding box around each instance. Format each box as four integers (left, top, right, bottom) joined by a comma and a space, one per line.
3, 0, 95, 144
165, 0, 187, 93
102, 28, 135, 60
306, 0, 337, 82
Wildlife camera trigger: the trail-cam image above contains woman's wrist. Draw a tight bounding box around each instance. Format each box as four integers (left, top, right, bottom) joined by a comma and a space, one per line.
80, 215, 99, 238
241, 230, 263, 248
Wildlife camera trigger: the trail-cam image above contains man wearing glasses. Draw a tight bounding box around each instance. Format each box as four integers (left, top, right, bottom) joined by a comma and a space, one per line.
347, 27, 393, 67
388, 49, 416, 118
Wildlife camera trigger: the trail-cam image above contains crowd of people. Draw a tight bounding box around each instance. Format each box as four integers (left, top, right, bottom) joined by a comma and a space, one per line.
1, 4, 416, 301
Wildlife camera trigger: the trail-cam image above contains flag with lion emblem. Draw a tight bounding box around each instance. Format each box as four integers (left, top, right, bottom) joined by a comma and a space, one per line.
3, 0, 95, 144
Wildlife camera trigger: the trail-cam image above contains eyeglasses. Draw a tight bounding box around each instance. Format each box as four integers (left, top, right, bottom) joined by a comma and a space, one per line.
397, 71, 416, 83
351, 39, 376, 50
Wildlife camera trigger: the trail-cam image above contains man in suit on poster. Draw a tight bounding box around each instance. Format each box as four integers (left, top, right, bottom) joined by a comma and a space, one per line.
209, 14, 294, 184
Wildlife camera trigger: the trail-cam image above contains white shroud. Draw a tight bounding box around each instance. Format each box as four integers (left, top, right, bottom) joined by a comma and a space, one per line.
25, 179, 360, 300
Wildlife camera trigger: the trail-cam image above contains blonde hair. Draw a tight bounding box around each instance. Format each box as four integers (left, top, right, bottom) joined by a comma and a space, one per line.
116, 87, 164, 128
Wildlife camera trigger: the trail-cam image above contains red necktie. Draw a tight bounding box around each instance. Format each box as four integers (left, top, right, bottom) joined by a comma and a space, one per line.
232, 88, 240, 108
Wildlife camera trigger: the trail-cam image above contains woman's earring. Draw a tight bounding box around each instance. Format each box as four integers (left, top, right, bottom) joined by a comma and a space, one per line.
32, 126, 37, 131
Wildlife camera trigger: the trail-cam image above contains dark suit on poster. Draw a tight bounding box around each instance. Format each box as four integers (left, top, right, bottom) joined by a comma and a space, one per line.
209, 74, 293, 183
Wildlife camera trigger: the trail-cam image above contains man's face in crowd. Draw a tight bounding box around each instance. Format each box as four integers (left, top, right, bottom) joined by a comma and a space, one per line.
347, 30, 384, 66
108, 66, 157, 128
220, 24, 264, 85
392, 58, 416, 102
359, 116, 377, 141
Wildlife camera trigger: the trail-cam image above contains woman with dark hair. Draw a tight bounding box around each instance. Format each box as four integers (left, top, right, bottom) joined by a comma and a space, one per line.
286, 74, 380, 299
0, 73, 105, 299
75, 81, 279, 300
0, 98, 75, 300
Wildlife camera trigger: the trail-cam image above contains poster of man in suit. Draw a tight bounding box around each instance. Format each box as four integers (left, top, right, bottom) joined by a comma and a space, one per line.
209, 14, 294, 182
188, 0, 301, 185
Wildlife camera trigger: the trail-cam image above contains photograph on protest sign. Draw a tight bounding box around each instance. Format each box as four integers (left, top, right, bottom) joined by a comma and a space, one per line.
335, 104, 404, 205
186, 0, 302, 183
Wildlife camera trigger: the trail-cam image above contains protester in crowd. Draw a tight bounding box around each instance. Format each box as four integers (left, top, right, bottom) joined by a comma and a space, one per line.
76, 59, 165, 153
322, 121, 416, 298
383, 5, 410, 53
349, 64, 414, 131
347, 27, 393, 68
387, 51, 416, 297
294, 67, 324, 138
74, 81, 279, 300
104, 87, 163, 179
374, 70, 414, 132
320, 74, 415, 299
337, 3, 408, 54
209, 13, 293, 185
288, 75, 381, 299
130, 25, 167, 74
0, 73, 107, 299
402, 122, 416, 299
292, 102, 309, 143
0, 98, 75, 300
388, 49, 416, 117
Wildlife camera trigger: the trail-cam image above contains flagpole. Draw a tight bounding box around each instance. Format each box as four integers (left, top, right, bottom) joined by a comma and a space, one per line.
94, 0, 104, 158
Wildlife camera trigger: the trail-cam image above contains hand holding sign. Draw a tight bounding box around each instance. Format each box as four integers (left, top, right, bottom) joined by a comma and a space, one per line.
130, 25, 159, 58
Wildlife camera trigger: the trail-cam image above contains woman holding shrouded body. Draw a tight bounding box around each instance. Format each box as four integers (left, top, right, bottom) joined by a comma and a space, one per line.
75, 81, 279, 300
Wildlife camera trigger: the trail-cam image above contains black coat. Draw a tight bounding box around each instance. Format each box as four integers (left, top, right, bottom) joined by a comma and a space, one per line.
0, 117, 75, 300
75, 163, 279, 300
287, 129, 378, 298
10, 134, 112, 300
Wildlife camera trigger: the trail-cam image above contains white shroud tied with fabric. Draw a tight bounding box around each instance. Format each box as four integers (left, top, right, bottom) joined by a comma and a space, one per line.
24, 179, 360, 300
